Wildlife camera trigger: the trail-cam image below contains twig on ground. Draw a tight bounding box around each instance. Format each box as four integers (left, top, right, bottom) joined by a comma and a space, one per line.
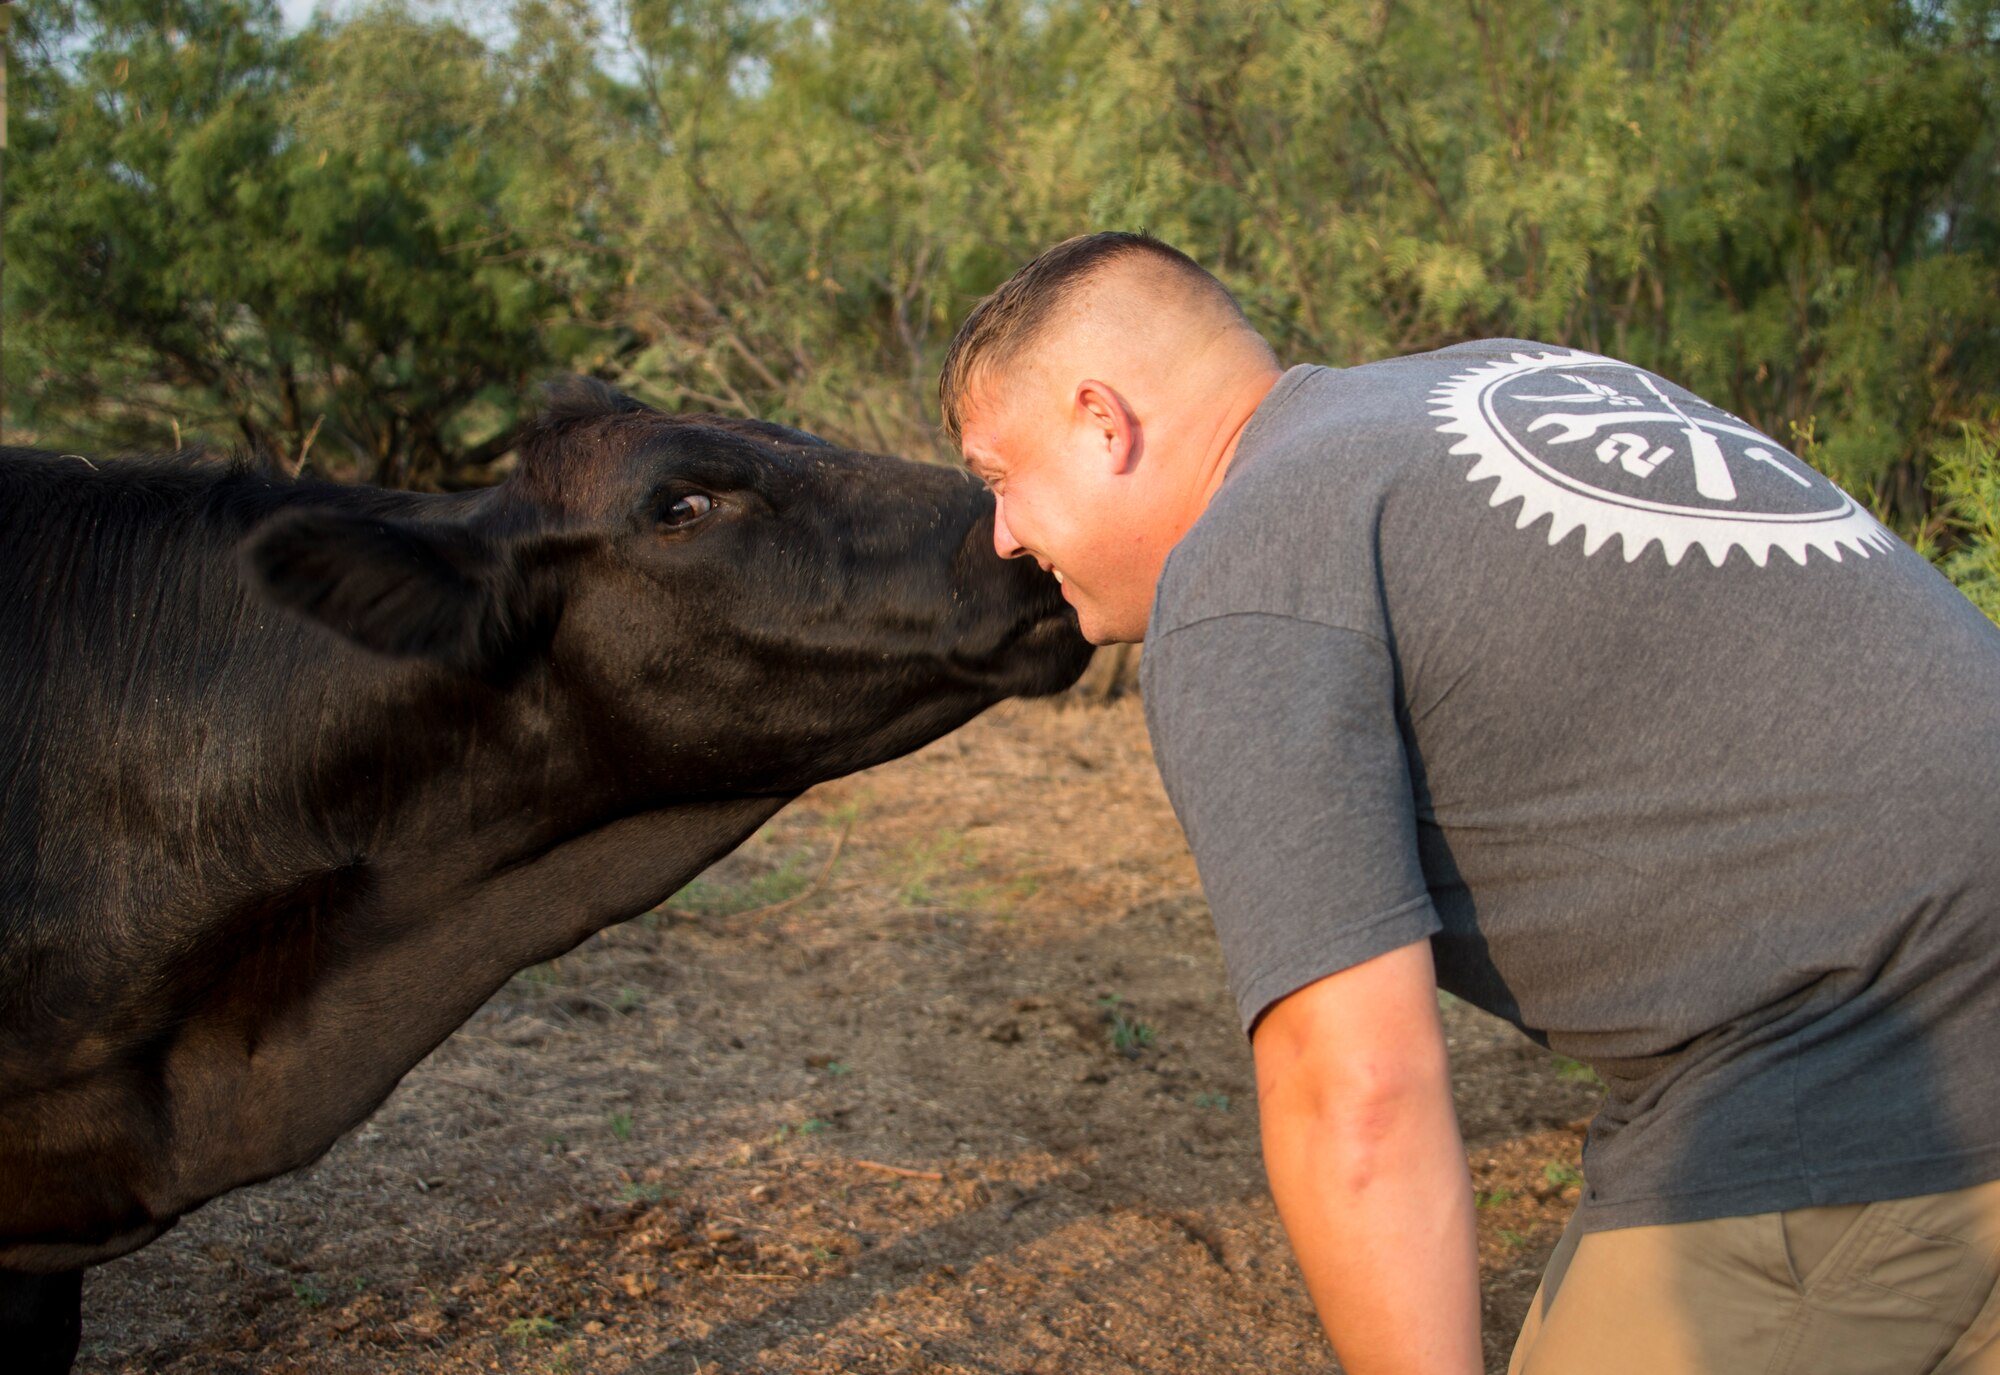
432, 1074, 505, 1101
1003, 1188, 1047, 1220
852, 1160, 944, 1182
730, 817, 854, 922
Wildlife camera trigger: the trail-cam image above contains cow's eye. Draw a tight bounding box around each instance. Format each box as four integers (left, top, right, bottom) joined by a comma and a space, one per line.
661, 492, 714, 528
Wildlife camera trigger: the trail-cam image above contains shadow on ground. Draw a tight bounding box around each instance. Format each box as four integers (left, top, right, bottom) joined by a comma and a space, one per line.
77, 699, 1600, 1375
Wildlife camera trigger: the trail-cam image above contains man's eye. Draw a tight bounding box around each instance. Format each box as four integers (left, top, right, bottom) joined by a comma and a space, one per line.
662, 493, 714, 527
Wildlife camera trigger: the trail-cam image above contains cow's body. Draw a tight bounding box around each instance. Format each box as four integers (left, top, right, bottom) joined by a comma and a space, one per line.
0, 384, 1088, 1370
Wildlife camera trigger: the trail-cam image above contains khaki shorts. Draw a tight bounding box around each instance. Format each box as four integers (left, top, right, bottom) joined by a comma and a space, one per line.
1509, 1179, 2000, 1375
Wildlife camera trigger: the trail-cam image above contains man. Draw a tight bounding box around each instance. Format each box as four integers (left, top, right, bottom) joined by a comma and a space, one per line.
939, 231, 2000, 1374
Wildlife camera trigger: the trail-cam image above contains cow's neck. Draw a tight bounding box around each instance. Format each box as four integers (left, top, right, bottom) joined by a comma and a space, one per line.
3, 647, 799, 1270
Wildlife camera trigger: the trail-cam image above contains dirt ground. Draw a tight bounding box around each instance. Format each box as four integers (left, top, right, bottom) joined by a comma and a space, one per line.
76, 696, 1601, 1375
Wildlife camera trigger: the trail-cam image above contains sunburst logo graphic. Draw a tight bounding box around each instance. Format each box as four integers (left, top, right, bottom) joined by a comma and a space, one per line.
1430, 349, 1896, 567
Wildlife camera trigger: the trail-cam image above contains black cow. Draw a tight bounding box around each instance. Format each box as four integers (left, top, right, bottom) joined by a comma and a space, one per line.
0, 380, 1090, 1372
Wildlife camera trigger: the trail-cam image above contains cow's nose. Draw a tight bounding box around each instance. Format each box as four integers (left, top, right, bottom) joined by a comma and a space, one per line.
991, 497, 1028, 560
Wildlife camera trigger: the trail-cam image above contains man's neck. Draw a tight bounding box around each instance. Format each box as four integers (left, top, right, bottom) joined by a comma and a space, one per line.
1185, 362, 1285, 521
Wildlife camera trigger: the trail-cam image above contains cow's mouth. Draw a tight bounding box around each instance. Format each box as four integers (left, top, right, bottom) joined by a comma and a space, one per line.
981, 601, 1092, 697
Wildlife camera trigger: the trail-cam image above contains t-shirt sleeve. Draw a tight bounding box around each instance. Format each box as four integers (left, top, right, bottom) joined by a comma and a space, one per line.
1142, 612, 1439, 1034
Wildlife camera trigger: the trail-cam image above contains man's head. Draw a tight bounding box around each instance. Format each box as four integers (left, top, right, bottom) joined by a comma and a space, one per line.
940, 232, 1281, 644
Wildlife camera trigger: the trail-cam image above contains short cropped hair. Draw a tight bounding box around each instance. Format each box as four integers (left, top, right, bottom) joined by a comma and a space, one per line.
936, 231, 1253, 443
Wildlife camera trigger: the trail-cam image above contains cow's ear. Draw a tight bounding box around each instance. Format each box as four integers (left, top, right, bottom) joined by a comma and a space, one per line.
240, 509, 554, 674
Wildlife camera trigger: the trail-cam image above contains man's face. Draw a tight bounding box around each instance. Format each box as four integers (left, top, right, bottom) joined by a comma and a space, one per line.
957, 380, 1158, 645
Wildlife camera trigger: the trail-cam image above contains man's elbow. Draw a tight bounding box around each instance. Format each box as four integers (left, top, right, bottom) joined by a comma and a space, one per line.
1249, 942, 1459, 1192
1258, 1051, 1450, 1189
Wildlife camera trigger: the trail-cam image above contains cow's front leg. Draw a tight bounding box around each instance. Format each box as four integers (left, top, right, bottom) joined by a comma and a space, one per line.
0, 1269, 83, 1374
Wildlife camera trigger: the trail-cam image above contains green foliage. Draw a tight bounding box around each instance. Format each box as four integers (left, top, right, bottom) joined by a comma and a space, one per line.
502, 1315, 560, 1345
4, 0, 1997, 535
1065, 0, 2000, 528
1927, 420, 2000, 623
885, 828, 980, 907
8, 0, 606, 481
771, 1116, 827, 1142
1552, 1054, 1604, 1088
1098, 994, 1157, 1056
663, 850, 811, 916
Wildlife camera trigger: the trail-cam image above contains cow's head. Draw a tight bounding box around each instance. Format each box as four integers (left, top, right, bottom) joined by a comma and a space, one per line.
240, 381, 1092, 795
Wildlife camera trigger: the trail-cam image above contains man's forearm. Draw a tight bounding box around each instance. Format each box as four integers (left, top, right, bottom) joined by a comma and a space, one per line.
1261, 1073, 1483, 1374
1251, 942, 1485, 1375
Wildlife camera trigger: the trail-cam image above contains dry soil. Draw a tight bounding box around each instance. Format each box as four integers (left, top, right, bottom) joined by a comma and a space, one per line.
76, 696, 1602, 1375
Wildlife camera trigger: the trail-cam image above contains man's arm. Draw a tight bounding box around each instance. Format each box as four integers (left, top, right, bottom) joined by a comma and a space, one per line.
1253, 938, 1482, 1375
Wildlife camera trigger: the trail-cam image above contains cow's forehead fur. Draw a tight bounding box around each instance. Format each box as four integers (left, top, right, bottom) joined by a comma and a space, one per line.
508, 380, 833, 519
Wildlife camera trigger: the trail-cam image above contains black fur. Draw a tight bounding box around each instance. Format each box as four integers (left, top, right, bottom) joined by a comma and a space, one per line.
0, 394, 1087, 1371
241, 507, 554, 672
0, 1271, 81, 1375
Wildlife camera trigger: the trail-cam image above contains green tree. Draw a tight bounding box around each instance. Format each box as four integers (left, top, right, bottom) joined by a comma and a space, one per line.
6, 0, 1996, 527
1065, 0, 1999, 528
7, 0, 599, 483
1660, 0, 2000, 524
581, 0, 1092, 455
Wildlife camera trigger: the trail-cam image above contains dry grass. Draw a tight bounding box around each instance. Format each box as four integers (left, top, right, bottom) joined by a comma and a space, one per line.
77, 698, 1600, 1375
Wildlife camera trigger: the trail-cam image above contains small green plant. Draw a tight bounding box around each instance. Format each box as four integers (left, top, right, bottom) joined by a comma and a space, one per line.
1499, 1228, 1530, 1250
823, 1060, 851, 1077
291, 1277, 328, 1309
1109, 1011, 1155, 1055
612, 986, 643, 1014
1099, 995, 1156, 1055
886, 829, 981, 906
1474, 1188, 1514, 1209
503, 1315, 560, 1346
1192, 1091, 1231, 1112
952, 873, 1042, 919
513, 962, 558, 990
1542, 1161, 1584, 1191
771, 1116, 827, 1144
1552, 1055, 1603, 1088
875, 826, 1037, 917
664, 851, 813, 917
608, 1111, 634, 1142
617, 1181, 666, 1204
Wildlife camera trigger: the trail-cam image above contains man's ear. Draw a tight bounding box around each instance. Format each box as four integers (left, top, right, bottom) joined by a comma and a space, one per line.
239, 509, 556, 676
1075, 379, 1141, 474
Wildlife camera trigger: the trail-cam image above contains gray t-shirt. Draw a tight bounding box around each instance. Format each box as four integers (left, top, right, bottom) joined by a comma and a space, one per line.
1142, 341, 2000, 1230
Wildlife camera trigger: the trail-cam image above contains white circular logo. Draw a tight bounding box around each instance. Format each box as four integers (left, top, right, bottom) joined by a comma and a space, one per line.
1430, 349, 1894, 567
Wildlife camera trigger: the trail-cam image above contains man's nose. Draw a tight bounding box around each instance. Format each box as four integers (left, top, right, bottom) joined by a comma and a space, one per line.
992, 496, 1027, 560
